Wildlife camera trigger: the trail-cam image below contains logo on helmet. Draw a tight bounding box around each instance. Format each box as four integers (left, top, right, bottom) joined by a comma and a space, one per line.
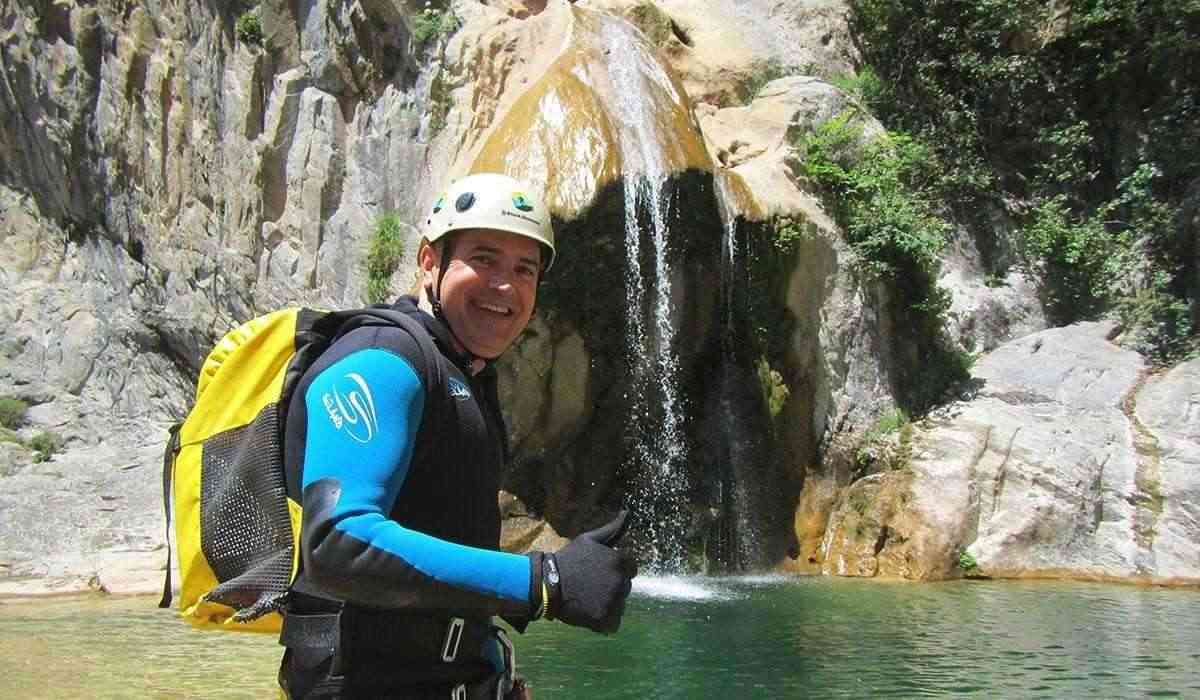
512, 193, 534, 212
432, 195, 445, 214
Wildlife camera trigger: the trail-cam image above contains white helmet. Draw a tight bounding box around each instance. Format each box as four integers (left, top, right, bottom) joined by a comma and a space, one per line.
423, 173, 556, 271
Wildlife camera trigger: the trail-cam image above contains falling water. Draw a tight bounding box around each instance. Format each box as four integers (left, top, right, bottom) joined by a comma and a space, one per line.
716, 173, 739, 354
604, 21, 689, 572
709, 170, 763, 571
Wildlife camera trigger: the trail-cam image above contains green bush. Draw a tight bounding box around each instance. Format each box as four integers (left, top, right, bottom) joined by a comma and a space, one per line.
830, 66, 885, 109
1115, 280, 1197, 365
365, 213, 406, 305
873, 409, 909, 438
958, 550, 979, 572
1018, 195, 1119, 324
0, 397, 27, 430
29, 431, 63, 463
846, 0, 1198, 354
756, 358, 789, 420
797, 115, 950, 281
1018, 162, 1185, 344
855, 409, 912, 474
428, 68, 452, 134
798, 114, 969, 410
235, 11, 263, 46
412, 7, 460, 45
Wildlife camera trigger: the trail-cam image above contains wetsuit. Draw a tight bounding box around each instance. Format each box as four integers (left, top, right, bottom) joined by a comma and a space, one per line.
278, 295, 532, 698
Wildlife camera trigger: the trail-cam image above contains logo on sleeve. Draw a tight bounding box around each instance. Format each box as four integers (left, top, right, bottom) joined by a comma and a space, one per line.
448, 377, 472, 401
322, 373, 379, 444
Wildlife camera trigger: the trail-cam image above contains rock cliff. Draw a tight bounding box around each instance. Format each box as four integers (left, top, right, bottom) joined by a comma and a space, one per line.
0, 0, 1195, 595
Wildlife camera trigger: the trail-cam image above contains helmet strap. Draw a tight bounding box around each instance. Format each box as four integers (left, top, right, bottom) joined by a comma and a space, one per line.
428, 235, 482, 370
430, 238, 453, 318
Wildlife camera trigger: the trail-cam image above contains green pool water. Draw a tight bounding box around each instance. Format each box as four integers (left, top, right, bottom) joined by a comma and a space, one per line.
2, 575, 1197, 698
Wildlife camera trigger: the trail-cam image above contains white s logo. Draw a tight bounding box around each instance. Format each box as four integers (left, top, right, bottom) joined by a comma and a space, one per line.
322, 372, 379, 444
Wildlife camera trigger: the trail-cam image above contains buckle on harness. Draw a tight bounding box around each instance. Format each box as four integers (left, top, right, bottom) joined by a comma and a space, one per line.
442, 617, 465, 662
451, 683, 467, 700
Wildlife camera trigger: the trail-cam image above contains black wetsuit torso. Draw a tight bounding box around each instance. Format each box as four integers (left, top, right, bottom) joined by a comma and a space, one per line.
278, 296, 530, 697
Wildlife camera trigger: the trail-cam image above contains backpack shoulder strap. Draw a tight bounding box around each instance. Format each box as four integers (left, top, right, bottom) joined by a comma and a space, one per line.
330, 307, 441, 378
158, 423, 182, 609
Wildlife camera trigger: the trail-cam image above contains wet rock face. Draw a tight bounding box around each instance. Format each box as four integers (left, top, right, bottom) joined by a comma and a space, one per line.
498, 172, 728, 541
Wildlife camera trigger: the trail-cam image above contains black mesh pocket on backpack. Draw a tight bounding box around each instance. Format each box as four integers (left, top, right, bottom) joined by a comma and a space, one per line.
199, 403, 294, 621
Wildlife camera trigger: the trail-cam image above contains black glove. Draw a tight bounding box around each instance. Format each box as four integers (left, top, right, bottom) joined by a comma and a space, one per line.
531, 510, 638, 634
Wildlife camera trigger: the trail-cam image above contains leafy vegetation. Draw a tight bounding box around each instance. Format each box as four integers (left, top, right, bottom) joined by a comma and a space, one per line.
0, 396, 63, 464
796, 113, 950, 280
412, 5, 460, 45
0, 396, 28, 430
795, 111, 970, 410
958, 549, 979, 573
428, 68, 452, 134
756, 358, 789, 420
29, 431, 63, 463
855, 409, 913, 475
365, 214, 405, 305
740, 216, 805, 433
846, 0, 1199, 364
829, 66, 885, 109
235, 10, 263, 47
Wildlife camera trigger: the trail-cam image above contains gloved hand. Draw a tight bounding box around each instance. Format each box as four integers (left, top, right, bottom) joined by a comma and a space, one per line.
531, 510, 638, 634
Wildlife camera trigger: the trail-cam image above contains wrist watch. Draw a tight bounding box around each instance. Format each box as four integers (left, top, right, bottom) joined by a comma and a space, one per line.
543, 553, 562, 619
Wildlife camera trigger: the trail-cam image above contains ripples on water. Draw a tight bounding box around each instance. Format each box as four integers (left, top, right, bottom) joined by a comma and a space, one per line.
2, 577, 1197, 698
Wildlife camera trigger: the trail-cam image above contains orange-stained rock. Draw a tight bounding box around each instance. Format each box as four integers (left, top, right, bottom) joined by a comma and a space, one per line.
470, 7, 711, 219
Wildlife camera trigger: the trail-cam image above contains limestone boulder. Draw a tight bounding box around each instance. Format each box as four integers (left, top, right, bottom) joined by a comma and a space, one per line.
823, 322, 1200, 584
1130, 358, 1200, 581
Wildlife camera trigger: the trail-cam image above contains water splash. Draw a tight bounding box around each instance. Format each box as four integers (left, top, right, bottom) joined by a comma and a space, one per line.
631, 573, 797, 601
632, 575, 743, 602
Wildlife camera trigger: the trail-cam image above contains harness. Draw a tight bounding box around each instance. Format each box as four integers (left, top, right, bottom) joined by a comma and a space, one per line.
279, 596, 517, 699
280, 600, 516, 696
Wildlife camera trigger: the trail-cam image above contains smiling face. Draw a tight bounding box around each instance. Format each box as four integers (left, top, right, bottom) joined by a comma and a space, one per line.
420, 228, 542, 360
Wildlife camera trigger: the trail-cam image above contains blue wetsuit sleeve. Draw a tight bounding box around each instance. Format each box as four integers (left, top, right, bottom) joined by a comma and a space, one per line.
298, 347, 532, 616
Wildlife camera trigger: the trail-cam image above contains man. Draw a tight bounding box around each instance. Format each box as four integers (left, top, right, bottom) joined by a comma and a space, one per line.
278, 173, 637, 699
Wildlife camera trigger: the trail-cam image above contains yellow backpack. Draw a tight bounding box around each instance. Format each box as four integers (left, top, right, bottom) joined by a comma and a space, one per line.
158, 306, 429, 632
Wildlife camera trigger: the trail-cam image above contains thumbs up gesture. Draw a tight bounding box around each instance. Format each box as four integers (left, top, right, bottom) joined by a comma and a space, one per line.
540, 510, 638, 634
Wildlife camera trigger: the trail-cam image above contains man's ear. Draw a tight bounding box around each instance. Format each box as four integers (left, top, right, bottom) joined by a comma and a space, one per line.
418, 240, 438, 289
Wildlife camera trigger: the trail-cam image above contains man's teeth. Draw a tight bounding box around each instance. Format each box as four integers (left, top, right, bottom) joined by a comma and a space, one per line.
479, 302, 511, 315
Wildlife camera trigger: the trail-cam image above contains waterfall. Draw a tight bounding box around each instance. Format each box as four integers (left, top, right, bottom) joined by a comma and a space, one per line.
710, 170, 760, 571
604, 21, 690, 572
